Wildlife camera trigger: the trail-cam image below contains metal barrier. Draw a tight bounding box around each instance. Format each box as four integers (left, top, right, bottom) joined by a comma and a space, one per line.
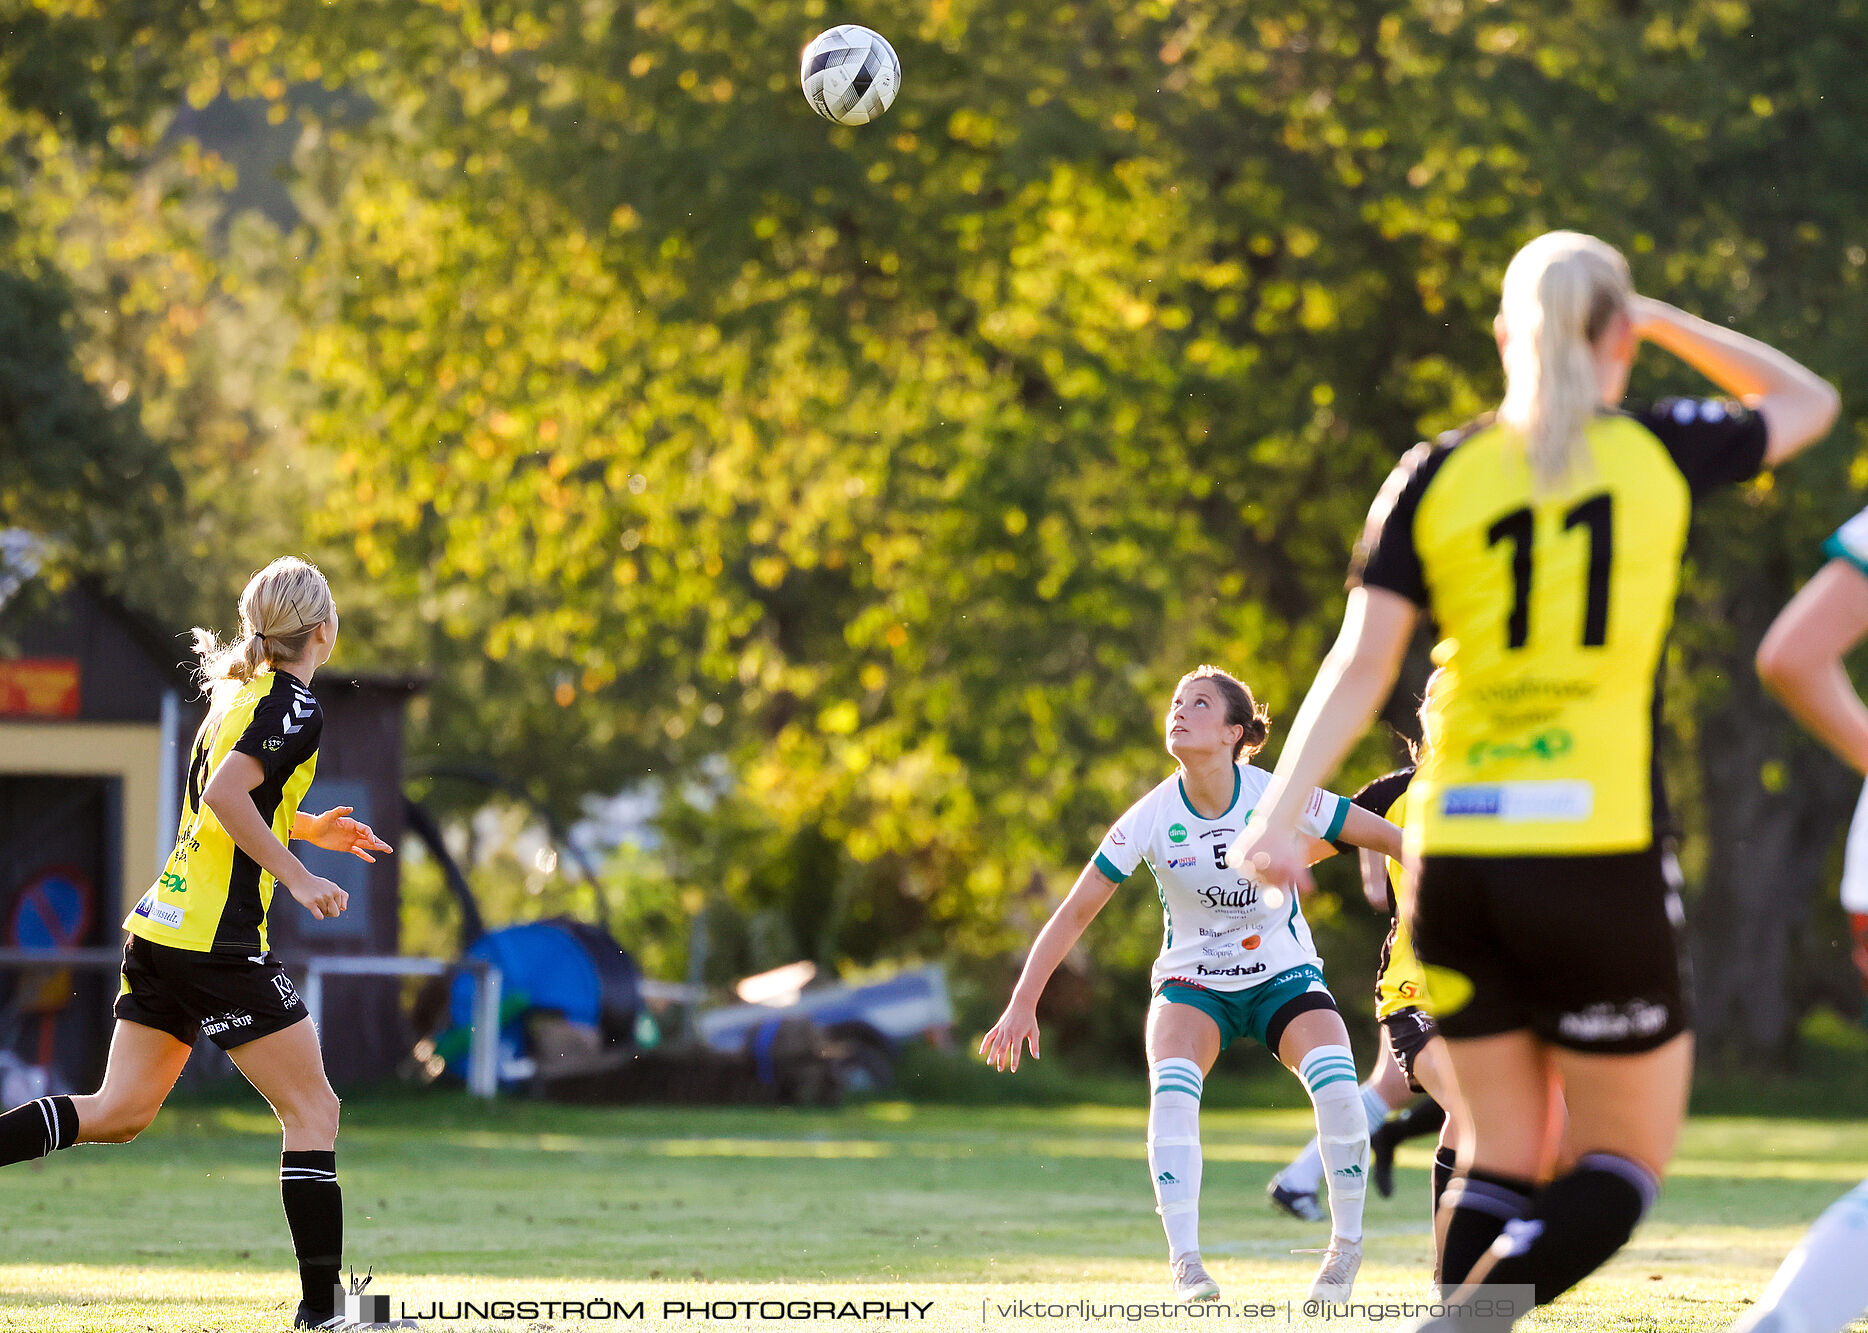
0, 948, 502, 1100
302, 955, 502, 1098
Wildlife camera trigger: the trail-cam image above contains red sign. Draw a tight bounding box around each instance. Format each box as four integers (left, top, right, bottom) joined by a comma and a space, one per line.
0, 659, 81, 717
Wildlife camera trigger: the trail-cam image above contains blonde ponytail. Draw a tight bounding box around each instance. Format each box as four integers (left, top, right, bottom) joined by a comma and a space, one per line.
192, 557, 335, 699
1496, 231, 1632, 492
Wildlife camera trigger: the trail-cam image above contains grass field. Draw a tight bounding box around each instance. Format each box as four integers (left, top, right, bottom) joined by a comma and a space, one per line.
0, 1085, 1863, 1333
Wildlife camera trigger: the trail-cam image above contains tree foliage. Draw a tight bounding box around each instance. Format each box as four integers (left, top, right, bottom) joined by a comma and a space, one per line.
11, 0, 1868, 1059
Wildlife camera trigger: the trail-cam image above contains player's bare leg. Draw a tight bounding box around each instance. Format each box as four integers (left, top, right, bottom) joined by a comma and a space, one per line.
231, 1018, 346, 1328
1434, 1033, 1689, 1327
70, 1020, 192, 1144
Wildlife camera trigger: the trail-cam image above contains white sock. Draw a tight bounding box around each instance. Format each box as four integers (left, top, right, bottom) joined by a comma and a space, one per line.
1298, 1044, 1368, 1244
1279, 1138, 1325, 1195
1278, 1078, 1389, 1196
1149, 1058, 1204, 1260
1738, 1178, 1868, 1333
1361, 1082, 1393, 1133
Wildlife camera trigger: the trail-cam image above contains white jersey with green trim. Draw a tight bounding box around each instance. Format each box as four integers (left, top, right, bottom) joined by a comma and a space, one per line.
1825, 505, 1868, 913
1093, 763, 1350, 994
1825, 504, 1868, 581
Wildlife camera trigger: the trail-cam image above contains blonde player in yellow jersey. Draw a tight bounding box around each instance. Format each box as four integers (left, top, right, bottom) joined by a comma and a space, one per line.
1227, 231, 1838, 1329
0, 558, 391, 1331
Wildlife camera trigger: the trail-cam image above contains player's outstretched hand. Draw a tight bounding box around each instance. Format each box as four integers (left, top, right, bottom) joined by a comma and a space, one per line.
1226, 827, 1316, 901
980, 1003, 1040, 1072
288, 872, 349, 920
301, 806, 394, 862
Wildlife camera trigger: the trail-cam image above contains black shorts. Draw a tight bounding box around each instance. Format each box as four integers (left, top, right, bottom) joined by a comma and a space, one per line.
1408, 845, 1689, 1054
115, 934, 308, 1050
1380, 1006, 1438, 1094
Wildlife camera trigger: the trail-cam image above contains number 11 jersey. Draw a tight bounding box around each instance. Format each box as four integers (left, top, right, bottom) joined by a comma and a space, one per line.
1352, 400, 1766, 856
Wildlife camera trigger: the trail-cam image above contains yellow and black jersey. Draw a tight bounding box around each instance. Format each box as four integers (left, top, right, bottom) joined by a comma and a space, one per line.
1352, 400, 1767, 857
1333, 767, 1427, 1018
125, 671, 322, 954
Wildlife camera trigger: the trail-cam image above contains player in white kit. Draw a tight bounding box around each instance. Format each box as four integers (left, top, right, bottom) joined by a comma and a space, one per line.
981, 666, 1403, 1304
1822, 508, 1868, 1020
1733, 502, 1868, 1333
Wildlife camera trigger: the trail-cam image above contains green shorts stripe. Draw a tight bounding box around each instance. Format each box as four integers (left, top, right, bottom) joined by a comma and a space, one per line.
1151, 963, 1335, 1053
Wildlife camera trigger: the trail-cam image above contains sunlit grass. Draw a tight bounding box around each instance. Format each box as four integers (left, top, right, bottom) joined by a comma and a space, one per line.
0, 1093, 1857, 1330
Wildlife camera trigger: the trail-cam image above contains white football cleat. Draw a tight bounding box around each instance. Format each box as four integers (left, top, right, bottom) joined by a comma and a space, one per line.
1170, 1253, 1221, 1303
1307, 1237, 1362, 1302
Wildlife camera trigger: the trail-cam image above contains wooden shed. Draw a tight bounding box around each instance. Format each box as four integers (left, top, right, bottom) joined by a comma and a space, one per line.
0, 575, 422, 1088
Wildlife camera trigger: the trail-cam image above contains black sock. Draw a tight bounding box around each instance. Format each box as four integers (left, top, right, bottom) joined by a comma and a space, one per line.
1439, 1168, 1534, 1289
1431, 1145, 1459, 1287
1389, 1096, 1447, 1144
0, 1096, 77, 1166
1432, 1145, 1458, 1215
281, 1150, 343, 1311
1482, 1153, 1657, 1305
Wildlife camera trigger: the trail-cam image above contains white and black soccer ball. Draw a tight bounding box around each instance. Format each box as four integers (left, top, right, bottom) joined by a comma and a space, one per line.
800, 25, 900, 126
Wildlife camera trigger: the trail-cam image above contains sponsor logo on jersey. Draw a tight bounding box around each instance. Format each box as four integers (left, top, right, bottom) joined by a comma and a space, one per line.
139, 899, 184, 930
272, 973, 301, 1007
263, 736, 284, 751
1168, 823, 1188, 843
1165, 855, 1196, 869
1442, 786, 1501, 817
1194, 961, 1265, 979
1197, 883, 1260, 910
1199, 827, 1232, 840
1466, 729, 1571, 767
1441, 781, 1593, 822
1241, 934, 1261, 950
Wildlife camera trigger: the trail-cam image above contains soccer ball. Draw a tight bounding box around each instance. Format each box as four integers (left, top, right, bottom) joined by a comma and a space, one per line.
800, 25, 900, 126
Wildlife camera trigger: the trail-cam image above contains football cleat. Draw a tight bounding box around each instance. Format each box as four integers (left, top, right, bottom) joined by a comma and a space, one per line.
1307, 1237, 1362, 1302
1170, 1253, 1220, 1303
1267, 1177, 1326, 1222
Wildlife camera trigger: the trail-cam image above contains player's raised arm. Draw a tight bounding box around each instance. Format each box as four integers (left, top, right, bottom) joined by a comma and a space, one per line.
1227, 586, 1418, 892
1630, 295, 1839, 466
979, 862, 1120, 1072
1756, 559, 1868, 774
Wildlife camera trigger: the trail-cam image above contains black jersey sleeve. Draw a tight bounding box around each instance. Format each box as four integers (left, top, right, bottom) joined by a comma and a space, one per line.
1329, 766, 1415, 853
1631, 398, 1768, 497
1349, 442, 1445, 604
232, 681, 322, 778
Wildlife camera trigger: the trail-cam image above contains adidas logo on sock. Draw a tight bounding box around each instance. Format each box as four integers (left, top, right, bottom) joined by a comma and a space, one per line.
1333, 1164, 1364, 1178
1156, 1171, 1178, 1184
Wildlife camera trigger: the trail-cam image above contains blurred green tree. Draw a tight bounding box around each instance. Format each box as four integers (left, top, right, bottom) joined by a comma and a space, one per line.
15, 0, 1868, 1064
